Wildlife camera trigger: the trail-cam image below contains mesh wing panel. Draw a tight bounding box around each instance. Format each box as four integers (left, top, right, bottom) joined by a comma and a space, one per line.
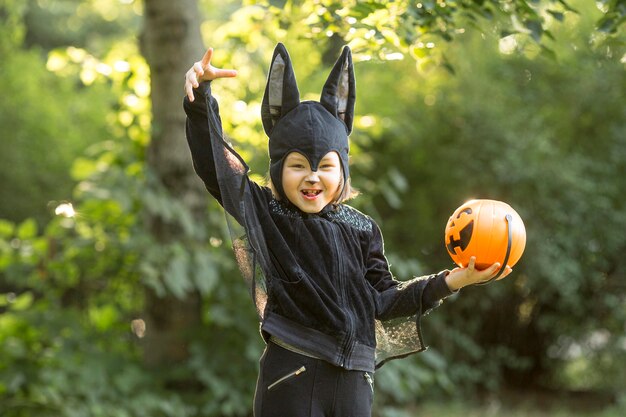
202, 86, 271, 319
375, 316, 423, 367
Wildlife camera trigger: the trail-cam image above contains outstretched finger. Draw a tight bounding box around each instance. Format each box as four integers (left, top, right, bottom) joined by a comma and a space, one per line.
487, 262, 502, 276
472, 262, 500, 284
496, 266, 513, 280
201, 48, 213, 68
213, 68, 238, 78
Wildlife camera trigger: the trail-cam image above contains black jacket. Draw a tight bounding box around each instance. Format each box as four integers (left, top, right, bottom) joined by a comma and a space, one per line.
183, 82, 453, 372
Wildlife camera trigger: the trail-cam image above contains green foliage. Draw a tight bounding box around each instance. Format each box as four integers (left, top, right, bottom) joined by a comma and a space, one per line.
241, 0, 625, 66
407, 398, 626, 417
0, 110, 258, 417
1, 3, 259, 415
22, 0, 141, 54
0, 8, 115, 224
354, 4, 625, 397
0, 297, 196, 417
0, 0, 26, 50
373, 349, 454, 413
595, 0, 626, 34
1, 0, 624, 416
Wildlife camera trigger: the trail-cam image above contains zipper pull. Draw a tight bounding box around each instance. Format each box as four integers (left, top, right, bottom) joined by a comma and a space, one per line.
364, 372, 374, 393
267, 366, 307, 391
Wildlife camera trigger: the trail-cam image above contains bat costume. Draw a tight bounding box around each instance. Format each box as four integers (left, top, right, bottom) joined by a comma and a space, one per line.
183, 43, 454, 417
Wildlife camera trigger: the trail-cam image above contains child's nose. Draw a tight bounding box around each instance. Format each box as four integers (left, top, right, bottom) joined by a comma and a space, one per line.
305, 171, 319, 182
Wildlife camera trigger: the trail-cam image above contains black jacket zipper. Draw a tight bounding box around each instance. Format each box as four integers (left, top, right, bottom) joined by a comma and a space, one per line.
330, 221, 355, 367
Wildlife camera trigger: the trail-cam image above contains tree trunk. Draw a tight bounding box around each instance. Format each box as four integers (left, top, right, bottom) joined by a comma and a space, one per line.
140, 0, 205, 367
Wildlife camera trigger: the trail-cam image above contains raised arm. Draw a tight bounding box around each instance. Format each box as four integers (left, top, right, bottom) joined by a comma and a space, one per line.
182, 48, 253, 224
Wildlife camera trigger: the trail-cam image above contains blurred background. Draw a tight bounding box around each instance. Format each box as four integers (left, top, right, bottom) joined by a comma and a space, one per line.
1, 0, 624, 416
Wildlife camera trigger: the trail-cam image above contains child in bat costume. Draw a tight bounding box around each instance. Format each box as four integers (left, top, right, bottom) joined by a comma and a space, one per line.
183, 43, 508, 417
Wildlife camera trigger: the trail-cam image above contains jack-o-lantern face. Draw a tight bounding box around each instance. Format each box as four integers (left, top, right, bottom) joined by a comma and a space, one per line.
444, 199, 526, 271
445, 207, 474, 255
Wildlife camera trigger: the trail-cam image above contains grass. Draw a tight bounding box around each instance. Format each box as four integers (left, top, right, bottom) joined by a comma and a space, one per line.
375, 390, 625, 417
409, 402, 623, 417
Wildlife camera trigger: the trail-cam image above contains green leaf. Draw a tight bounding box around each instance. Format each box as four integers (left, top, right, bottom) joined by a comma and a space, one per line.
16, 219, 37, 240
500, 29, 519, 38
596, 16, 616, 33
380, 183, 402, 209
410, 44, 430, 59
388, 168, 408, 192
140, 261, 166, 297
525, 19, 543, 42
0, 293, 11, 307
557, 0, 578, 13
10, 291, 33, 311
421, 349, 448, 370
481, 6, 494, 20
178, 207, 199, 239
540, 45, 557, 60
164, 249, 191, 299
351, 2, 387, 19
193, 251, 218, 295
0, 219, 14, 238
71, 157, 99, 181
89, 304, 119, 331
547, 10, 564, 21
268, 0, 287, 9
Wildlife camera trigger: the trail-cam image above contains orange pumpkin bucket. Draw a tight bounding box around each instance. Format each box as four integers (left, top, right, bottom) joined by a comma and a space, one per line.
444, 199, 526, 277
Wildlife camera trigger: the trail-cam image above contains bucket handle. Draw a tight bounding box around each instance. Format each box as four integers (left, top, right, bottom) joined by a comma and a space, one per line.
477, 214, 512, 286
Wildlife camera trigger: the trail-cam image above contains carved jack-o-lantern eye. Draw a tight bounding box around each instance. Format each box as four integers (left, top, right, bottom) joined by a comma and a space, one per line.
446, 208, 473, 255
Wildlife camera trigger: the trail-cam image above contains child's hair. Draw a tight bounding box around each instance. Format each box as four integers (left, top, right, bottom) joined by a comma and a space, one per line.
335, 177, 360, 203
266, 173, 359, 205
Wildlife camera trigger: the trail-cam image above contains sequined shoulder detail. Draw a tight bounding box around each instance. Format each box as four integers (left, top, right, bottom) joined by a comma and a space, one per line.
269, 198, 302, 219
326, 205, 373, 233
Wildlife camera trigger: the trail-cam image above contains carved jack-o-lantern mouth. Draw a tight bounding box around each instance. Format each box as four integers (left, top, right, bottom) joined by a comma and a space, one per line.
446, 208, 474, 255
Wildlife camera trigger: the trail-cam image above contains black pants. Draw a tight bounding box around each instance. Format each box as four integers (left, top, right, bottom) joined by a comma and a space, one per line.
254, 342, 374, 417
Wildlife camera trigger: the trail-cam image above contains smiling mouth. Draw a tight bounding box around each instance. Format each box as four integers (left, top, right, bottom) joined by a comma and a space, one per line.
301, 189, 322, 198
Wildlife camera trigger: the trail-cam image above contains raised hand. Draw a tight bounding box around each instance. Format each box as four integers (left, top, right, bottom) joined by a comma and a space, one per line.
185, 48, 238, 102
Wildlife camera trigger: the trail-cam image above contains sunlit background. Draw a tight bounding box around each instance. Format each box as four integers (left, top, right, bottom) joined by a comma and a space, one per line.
1, 0, 624, 416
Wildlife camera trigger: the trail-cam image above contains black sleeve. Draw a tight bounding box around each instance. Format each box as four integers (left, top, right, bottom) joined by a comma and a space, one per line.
365, 221, 453, 320
183, 82, 267, 226
184, 81, 232, 202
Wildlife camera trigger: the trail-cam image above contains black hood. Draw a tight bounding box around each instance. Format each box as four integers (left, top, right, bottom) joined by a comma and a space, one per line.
261, 43, 355, 204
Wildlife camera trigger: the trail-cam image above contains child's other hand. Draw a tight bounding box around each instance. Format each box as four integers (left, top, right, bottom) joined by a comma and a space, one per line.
185, 48, 238, 102
445, 256, 512, 291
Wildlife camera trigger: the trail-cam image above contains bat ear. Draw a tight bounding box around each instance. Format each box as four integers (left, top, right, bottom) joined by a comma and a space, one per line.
261, 43, 300, 136
320, 46, 355, 135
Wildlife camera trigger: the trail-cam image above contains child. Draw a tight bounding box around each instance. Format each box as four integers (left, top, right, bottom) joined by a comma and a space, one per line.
183, 44, 510, 417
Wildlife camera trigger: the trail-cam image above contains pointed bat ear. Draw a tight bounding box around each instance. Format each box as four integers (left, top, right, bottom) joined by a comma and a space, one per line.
320, 46, 355, 135
261, 43, 300, 136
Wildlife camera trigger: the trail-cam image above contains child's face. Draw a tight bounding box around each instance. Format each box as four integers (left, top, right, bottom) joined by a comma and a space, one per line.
282, 151, 342, 213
